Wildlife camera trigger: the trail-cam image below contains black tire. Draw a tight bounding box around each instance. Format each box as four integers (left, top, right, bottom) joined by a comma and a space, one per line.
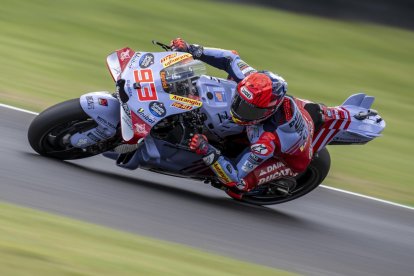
240, 148, 331, 205
28, 98, 109, 160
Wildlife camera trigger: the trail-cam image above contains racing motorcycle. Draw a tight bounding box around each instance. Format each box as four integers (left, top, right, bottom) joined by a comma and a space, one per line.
27, 41, 386, 205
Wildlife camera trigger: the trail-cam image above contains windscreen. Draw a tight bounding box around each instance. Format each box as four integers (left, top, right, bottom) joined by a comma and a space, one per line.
160, 58, 206, 97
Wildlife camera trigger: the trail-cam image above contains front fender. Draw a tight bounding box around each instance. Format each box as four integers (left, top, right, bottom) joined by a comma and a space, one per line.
79, 92, 120, 135
69, 92, 120, 148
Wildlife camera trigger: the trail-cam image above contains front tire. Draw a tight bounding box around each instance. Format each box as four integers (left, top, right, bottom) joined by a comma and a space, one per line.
240, 148, 331, 205
28, 99, 113, 160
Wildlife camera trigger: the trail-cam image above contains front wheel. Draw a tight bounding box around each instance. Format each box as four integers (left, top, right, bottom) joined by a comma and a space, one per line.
239, 148, 331, 205
28, 98, 117, 160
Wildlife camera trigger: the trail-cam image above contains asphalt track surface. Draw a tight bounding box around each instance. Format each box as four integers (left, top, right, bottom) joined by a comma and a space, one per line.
1, 105, 413, 276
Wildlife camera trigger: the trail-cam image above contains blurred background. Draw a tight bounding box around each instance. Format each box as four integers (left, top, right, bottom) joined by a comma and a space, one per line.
1, 1, 413, 275
0, 0, 413, 206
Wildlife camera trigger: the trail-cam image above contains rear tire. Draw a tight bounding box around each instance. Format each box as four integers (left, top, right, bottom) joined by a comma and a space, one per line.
240, 148, 331, 205
28, 99, 111, 160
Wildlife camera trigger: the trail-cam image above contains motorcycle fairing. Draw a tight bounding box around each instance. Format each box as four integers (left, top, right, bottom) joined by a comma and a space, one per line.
113, 74, 247, 174
118, 51, 205, 143
70, 92, 120, 148
106, 47, 135, 81
196, 76, 244, 138
311, 93, 385, 152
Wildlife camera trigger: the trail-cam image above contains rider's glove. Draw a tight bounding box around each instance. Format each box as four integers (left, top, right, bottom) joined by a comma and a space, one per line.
189, 134, 209, 155
170, 38, 189, 52
170, 38, 204, 59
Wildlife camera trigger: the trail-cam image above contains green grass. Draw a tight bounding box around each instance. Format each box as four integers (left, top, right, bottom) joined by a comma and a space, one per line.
0, 202, 294, 275
0, 0, 413, 205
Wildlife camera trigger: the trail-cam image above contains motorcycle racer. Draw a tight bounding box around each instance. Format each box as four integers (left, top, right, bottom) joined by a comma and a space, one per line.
170, 38, 315, 198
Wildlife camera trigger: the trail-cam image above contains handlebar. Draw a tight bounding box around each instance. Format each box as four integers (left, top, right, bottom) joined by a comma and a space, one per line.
152, 40, 171, 51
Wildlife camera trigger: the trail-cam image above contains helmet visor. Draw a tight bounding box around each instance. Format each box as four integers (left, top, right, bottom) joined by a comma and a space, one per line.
231, 94, 273, 122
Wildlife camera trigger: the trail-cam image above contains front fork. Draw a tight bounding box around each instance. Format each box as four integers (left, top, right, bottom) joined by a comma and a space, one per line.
69, 92, 120, 148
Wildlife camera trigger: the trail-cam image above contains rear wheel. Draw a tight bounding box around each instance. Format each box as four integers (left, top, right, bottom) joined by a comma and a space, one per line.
28, 99, 117, 160
239, 148, 331, 205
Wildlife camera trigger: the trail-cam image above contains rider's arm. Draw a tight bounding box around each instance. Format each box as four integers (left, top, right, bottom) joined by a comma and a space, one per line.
197, 131, 276, 191
170, 38, 256, 82
197, 47, 257, 82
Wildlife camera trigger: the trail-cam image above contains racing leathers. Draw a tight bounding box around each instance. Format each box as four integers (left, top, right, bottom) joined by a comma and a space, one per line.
186, 45, 315, 192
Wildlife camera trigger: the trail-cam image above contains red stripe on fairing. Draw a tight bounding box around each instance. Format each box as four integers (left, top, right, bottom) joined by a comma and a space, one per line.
312, 117, 337, 150
316, 108, 351, 149
313, 128, 329, 151
313, 107, 354, 151
323, 129, 341, 147
340, 107, 352, 130
312, 128, 325, 147
332, 110, 344, 129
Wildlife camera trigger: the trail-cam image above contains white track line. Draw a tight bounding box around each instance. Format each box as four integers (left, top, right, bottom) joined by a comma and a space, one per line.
1, 102, 413, 211
0, 103, 39, 115
320, 185, 414, 211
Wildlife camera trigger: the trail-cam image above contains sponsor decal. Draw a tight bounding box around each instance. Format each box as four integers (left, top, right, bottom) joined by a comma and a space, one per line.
116, 48, 134, 74
237, 61, 249, 71
247, 154, 262, 165
226, 164, 233, 174
162, 53, 192, 67
130, 111, 151, 139
96, 116, 117, 129
160, 53, 178, 63
139, 53, 155, 68
137, 108, 156, 124
241, 67, 256, 76
76, 138, 88, 147
160, 71, 170, 91
240, 86, 253, 100
133, 69, 158, 101
87, 132, 100, 142
289, 111, 308, 141
332, 137, 365, 143
134, 123, 148, 136
86, 96, 94, 109
128, 52, 142, 69
214, 91, 226, 102
211, 162, 232, 184
236, 179, 246, 190
149, 101, 166, 117
202, 152, 215, 166
257, 168, 294, 185
94, 127, 111, 139
171, 102, 192, 111
120, 49, 131, 61
98, 98, 108, 106
259, 162, 285, 177
241, 160, 254, 172
121, 104, 133, 129
169, 94, 202, 107
251, 143, 269, 155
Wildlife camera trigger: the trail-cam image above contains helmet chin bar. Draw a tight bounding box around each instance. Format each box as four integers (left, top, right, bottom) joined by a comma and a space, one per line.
230, 109, 268, 126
